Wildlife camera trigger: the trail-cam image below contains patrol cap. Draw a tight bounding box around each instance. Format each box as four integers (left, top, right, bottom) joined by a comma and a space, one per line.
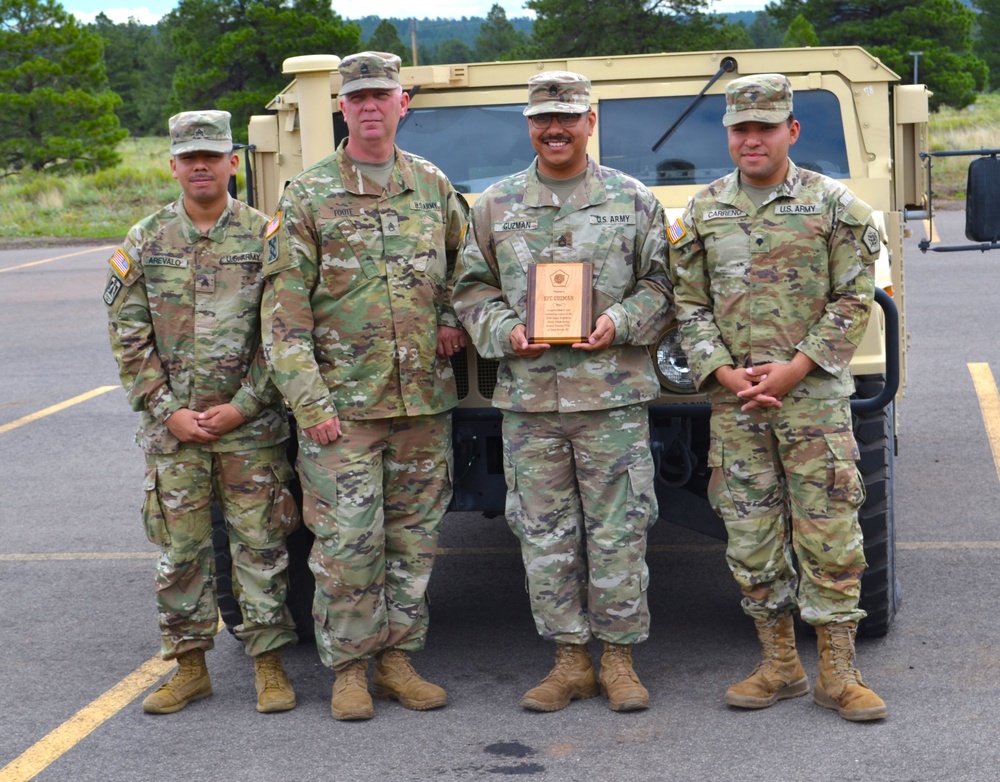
339, 51, 402, 95
723, 74, 793, 127
523, 71, 591, 117
168, 110, 233, 155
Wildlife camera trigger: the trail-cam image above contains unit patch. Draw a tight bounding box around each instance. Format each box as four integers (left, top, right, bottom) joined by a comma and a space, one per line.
109, 248, 131, 277
267, 234, 279, 263
103, 276, 122, 306
667, 218, 687, 244
862, 224, 881, 255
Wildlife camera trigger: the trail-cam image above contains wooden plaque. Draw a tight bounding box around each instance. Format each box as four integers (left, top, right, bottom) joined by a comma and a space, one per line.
526, 262, 593, 345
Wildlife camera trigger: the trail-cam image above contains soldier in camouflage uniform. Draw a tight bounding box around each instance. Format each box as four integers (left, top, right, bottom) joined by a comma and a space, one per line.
104, 111, 299, 715
261, 52, 467, 721
668, 74, 887, 721
453, 71, 671, 713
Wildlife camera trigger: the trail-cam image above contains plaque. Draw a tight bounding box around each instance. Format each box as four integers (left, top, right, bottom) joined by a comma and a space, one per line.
526, 262, 593, 344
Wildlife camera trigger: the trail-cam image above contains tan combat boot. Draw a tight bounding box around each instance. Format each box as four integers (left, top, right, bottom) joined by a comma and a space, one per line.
142, 648, 212, 714
815, 621, 887, 722
598, 642, 650, 712
373, 649, 447, 710
254, 649, 296, 713
521, 642, 598, 712
725, 614, 809, 709
331, 659, 374, 720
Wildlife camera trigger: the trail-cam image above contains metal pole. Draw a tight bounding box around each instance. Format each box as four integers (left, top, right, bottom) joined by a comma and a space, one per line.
909, 51, 923, 84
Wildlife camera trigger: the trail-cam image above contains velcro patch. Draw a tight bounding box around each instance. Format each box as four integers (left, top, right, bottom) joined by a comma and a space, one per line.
493, 220, 538, 232
589, 214, 636, 225
109, 248, 131, 277
775, 204, 822, 215
103, 276, 122, 306
264, 211, 281, 239
667, 219, 687, 244
267, 234, 279, 264
862, 224, 880, 255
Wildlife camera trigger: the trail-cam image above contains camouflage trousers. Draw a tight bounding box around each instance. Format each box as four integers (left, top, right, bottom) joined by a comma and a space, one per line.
297, 413, 452, 670
707, 396, 867, 626
501, 405, 656, 645
141, 444, 299, 660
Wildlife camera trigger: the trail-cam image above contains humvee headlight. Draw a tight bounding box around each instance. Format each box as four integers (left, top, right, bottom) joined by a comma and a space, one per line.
654, 324, 696, 394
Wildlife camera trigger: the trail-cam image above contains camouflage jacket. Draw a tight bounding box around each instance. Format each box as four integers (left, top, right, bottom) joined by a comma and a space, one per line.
453, 157, 672, 413
262, 141, 468, 428
104, 195, 289, 454
668, 161, 878, 400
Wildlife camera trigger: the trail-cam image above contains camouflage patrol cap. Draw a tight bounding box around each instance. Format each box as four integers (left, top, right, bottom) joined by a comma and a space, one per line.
339, 51, 402, 95
523, 71, 591, 117
168, 110, 233, 155
723, 74, 793, 127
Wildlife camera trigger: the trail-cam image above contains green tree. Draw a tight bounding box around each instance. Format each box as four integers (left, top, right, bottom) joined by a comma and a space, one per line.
367, 18, 412, 65
436, 38, 474, 64
746, 11, 784, 48
90, 14, 177, 136
972, 0, 1000, 88
0, 0, 126, 173
782, 13, 819, 46
526, 0, 750, 58
167, 0, 362, 143
475, 4, 528, 61
767, 0, 986, 109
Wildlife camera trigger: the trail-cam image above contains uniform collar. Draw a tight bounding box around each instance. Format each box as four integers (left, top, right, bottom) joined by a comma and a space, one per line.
524, 156, 607, 213
335, 139, 415, 196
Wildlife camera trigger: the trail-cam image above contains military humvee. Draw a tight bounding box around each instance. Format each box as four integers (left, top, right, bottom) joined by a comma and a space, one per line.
218, 47, 930, 638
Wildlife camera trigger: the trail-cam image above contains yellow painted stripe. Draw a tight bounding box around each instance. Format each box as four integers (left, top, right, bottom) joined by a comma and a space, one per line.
0, 553, 158, 562
0, 245, 116, 274
0, 386, 119, 436
969, 363, 1000, 486
0, 657, 173, 782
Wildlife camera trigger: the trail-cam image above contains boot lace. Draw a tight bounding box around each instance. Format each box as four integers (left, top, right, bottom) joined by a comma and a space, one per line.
602, 645, 640, 684
256, 653, 284, 690
826, 625, 863, 686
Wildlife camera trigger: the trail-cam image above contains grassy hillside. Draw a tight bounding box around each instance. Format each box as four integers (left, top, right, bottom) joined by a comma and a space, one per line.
1, 94, 995, 241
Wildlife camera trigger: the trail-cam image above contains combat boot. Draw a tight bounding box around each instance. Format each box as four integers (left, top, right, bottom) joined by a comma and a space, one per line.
725, 614, 809, 709
815, 621, 887, 722
598, 642, 650, 712
254, 649, 296, 713
373, 649, 447, 710
331, 659, 373, 721
142, 648, 212, 714
521, 642, 598, 712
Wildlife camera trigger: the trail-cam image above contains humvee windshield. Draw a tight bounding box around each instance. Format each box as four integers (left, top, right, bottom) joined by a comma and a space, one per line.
395, 89, 849, 193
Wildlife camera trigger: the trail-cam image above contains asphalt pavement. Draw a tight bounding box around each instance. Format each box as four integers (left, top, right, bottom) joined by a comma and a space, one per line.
2, 212, 1000, 781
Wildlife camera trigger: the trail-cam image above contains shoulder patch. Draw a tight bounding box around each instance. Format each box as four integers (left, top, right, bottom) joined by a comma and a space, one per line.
108, 248, 131, 277
264, 211, 281, 239
667, 218, 687, 244
862, 224, 881, 255
103, 276, 123, 306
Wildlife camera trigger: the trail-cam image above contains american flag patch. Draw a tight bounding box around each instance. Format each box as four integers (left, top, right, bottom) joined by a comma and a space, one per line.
264, 212, 281, 239
667, 219, 687, 244
109, 248, 131, 277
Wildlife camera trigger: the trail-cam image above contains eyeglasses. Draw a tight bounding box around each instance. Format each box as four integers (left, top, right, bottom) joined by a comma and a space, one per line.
528, 113, 584, 129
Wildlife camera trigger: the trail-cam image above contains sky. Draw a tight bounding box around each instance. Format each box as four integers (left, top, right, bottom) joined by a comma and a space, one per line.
69, 0, 768, 26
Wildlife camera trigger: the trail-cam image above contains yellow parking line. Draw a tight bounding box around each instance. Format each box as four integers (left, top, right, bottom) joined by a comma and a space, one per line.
0, 387, 118, 436
0, 245, 116, 274
0, 657, 173, 782
969, 363, 1000, 486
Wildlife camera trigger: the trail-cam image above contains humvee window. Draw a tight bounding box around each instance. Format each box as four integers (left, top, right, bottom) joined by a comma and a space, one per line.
599, 91, 851, 186
396, 104, 536, 194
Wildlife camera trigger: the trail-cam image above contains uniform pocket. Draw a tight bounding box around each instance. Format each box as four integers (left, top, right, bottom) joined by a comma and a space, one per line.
269, 457, 300, 536
825, 431, 865, 512
141, 462, 171, 547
